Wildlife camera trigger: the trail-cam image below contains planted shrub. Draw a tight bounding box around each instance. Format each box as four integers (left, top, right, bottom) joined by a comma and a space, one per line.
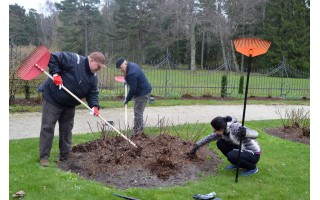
239, 75, 244, 95
221, 75, 227, 98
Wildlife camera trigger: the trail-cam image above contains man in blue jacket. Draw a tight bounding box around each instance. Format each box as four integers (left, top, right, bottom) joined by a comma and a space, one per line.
37, 51, 106, 167
116, 57, 152, 136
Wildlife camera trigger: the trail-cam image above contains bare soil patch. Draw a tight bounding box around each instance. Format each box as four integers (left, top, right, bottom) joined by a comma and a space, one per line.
58, 132, 221, 189
264, 126, 310, 145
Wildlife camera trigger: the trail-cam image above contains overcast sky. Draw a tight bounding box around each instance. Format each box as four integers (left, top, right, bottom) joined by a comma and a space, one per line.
8, 0, 60, 12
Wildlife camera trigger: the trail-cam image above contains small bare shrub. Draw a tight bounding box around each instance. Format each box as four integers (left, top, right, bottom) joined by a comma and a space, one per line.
276, 107, 310, 136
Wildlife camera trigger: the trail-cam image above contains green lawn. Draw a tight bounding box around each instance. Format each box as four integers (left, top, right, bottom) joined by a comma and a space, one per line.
9, 120, 309, 200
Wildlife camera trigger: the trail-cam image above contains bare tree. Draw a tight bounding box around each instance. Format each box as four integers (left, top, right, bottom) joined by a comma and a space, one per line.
156, 0, 201, 71
224, 0, 268, 71
38, 0, 59, 49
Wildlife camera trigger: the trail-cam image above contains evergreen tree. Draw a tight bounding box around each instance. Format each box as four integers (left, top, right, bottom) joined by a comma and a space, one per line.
112, 0, 157, 63
25, 9, 41, 45
262, 0, 310, 70
9, 4, 29, 45
55, 0, 102, 55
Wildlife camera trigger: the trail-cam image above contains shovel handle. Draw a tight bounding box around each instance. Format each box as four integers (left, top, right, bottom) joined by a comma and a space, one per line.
38, 65, 137, 148
125, 84, 128, 128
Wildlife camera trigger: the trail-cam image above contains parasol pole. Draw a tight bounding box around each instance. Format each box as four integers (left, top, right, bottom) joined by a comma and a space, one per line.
235, 50, 252, 183
233, 38, 271, 183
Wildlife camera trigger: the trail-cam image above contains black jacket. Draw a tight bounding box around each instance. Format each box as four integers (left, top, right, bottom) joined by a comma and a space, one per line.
38, 52, 99, 109
125, 62, 152, 101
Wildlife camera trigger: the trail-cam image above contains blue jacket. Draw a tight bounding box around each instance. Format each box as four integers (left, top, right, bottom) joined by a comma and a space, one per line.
125, 62, 152, 101
38, 52, 99, 109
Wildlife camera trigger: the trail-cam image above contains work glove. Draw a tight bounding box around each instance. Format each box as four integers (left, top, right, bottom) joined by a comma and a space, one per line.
187, 144, 199, 157
123, 99, 128, 105
90, 106, 100, 116
237, 126, 246, 137
53, 74, 63, 90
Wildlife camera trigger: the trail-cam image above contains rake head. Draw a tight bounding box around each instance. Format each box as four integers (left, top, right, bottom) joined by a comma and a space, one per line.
115, 76, 125, 83
16, 44, 51, 80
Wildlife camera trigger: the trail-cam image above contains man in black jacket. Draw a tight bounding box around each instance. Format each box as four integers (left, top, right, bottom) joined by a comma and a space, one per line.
116, 57, 152, 136
37, 51, 106, 167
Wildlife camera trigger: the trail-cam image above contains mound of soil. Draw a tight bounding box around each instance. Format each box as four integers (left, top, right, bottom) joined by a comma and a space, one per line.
58, 132, 221, 189
264, 126, 310, 145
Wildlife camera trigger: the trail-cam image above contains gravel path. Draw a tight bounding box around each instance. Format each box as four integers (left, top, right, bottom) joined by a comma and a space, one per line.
9, 104, 310, 139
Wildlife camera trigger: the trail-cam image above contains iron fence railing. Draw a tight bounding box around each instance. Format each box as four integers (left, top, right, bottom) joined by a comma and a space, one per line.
10, 67, 309, 101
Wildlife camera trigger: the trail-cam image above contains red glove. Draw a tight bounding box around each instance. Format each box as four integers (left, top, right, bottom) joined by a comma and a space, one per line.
53, 74, 63, 89
91, 106, 100, 116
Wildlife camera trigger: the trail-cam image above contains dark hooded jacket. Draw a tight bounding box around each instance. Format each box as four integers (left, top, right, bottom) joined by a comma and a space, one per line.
38, 52, 99, 109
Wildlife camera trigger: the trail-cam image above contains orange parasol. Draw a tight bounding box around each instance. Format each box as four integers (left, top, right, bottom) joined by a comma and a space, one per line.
233, 37, 271, 183
234, 38, 271, 57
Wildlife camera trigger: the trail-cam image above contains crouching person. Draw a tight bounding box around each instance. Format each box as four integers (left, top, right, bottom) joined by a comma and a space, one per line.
188, 116, 261, 176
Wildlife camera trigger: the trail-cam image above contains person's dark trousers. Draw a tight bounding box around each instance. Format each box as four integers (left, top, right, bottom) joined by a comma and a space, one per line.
39, 98, 75, 160
133, 93, 150, 134
217, 139, 260, 170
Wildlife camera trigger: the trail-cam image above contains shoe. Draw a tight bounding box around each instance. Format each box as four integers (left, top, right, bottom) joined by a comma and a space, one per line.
193, 192, 216, 200
225, 164, 237, 170
60, 152, 81, 161
40, 159, 49, 167
241, 167, 258, 176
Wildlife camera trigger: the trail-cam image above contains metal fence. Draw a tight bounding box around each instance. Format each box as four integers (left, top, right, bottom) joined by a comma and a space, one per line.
9, 66, 309, 101
110, 67, 309, 99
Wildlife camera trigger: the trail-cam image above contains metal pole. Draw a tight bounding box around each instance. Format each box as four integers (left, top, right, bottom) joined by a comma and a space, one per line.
235, 53, 252, 183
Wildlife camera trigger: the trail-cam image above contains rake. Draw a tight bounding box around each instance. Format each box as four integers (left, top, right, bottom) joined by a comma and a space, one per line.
16, 44, 137, 148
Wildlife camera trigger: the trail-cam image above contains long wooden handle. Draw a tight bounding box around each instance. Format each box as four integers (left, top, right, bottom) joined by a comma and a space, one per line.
37, 65, 137, 148
125, 84, 128, 128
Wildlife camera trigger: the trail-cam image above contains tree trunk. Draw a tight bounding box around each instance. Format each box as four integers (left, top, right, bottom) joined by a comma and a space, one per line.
230, 39, 240, 71
190, 19, 196, 71
219, 30, 227, 71
201, 32, 205, 70
84, 12, 88, 55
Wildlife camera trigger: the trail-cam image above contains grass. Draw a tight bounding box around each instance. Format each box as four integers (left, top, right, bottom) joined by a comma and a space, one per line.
9, 120, 310, 199
9, 98, 310, 113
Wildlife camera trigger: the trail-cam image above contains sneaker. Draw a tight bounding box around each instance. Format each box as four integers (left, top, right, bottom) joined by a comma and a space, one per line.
225, 164, 237, 170
40, 159, 49, 167
241, 167, 258, 176
60, 152, 81, 161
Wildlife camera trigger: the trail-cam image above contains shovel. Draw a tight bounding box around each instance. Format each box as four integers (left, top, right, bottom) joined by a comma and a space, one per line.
115, 76, 128, 130
16, 45, 137, 148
